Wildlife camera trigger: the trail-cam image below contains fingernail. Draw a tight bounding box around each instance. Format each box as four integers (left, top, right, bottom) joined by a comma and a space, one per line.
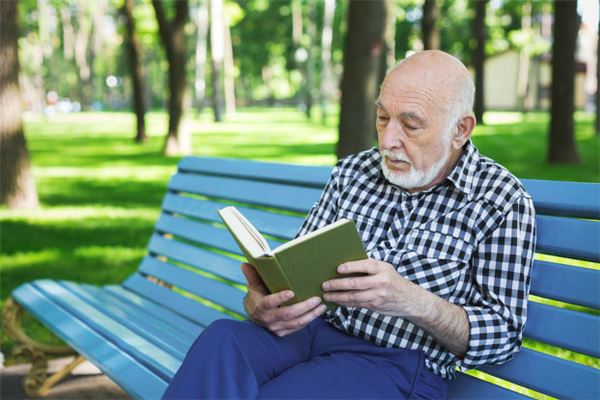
318, 304, 327, 313
286, 291, 295, 298
339, 265, 346, 273
322, 282, 329, 290
311, 297, 321, 306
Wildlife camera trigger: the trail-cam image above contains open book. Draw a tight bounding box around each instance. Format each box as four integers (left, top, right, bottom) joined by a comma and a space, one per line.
218, 206, 368, 310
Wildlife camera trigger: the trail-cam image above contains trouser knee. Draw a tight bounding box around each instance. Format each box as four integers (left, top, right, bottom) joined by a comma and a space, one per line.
192, 318, 264, 353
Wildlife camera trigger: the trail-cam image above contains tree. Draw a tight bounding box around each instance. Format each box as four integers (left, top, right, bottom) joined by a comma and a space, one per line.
319, 0, 336, 124
422, 0, 440, 50
472, 0, 487, 124
597, 10, 600, 136
124, 0, 147, 143
194, 0, 209, 113
152, 0, 191, 155
0, 0, 39, 209
210, 0, 225, 122
548, 0, 580, 164
337, 0, 388, 158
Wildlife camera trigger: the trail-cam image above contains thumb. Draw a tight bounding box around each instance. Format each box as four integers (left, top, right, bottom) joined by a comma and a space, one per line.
241, 263, 268, 294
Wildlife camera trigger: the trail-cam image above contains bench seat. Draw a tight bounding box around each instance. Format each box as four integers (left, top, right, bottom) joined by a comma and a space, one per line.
5, 156, 600, 399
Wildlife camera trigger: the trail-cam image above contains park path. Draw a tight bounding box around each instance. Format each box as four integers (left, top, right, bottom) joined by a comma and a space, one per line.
0, 356, 129, 399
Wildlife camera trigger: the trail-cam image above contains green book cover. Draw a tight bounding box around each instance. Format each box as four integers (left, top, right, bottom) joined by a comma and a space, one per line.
218, 206, 368, 310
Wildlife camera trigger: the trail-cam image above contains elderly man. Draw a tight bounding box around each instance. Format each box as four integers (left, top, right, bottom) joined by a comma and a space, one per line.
163, 50, 536, 399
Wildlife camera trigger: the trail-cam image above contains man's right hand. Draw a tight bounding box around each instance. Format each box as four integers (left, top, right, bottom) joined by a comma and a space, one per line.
241, 263, 327, 337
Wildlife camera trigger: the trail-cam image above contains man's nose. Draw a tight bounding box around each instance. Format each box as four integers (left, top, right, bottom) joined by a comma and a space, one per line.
379, 120, 405, 150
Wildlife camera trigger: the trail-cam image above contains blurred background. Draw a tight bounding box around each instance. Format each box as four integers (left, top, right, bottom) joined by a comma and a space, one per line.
1, 0, 598, 376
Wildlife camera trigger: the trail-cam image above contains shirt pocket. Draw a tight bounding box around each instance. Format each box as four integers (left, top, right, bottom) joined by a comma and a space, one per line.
402, 228, 474, 297
405, 228, 474, 263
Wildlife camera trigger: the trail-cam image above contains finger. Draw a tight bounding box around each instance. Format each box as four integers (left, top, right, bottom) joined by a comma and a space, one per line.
273, 296, 322, 321
337, 259, 380, 275
259, 290, 295, 312
322, 274, 378, 292
322, 289, 377, 306
271, 303, 328, 336
241, 263, 268, 293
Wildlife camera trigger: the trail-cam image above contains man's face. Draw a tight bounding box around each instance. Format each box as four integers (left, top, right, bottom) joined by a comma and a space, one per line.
376, 72, 454, 191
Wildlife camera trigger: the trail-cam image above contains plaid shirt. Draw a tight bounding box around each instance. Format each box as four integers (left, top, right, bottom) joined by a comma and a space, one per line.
296, 141, 536, 380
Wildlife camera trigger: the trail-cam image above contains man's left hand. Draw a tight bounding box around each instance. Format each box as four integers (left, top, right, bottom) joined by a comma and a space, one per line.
322, 258, 418, 317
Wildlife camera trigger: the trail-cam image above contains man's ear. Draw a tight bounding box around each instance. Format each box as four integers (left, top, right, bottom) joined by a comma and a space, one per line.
452, 114, 476, 150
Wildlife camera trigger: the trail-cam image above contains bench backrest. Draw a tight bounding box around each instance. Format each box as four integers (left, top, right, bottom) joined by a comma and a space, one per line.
123, 156, 600, 399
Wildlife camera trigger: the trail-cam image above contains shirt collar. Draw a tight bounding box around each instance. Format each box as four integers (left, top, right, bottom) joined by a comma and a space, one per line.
446, 140, 479, 197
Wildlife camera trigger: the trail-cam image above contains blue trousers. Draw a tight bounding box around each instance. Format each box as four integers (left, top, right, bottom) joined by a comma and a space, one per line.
163, 317, 447, 399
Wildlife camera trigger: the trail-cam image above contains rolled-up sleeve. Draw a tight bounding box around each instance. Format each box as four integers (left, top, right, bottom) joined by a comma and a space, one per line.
460, 195, 537, 370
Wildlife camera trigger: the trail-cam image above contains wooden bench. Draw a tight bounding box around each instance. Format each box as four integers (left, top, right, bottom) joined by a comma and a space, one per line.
4, 156, 599, 399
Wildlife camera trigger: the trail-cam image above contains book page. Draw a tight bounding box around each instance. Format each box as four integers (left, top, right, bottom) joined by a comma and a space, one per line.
218, 206, 272, 258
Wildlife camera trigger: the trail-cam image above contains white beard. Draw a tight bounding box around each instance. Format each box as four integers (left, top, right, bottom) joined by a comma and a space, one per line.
380, 147, 451, 190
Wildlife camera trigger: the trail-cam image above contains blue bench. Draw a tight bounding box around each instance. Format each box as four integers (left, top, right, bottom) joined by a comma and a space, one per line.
4, 156, 599, 399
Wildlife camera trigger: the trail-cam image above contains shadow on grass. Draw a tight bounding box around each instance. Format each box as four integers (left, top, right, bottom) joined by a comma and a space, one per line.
1, 218, 155, 255
39, 178, 168, 208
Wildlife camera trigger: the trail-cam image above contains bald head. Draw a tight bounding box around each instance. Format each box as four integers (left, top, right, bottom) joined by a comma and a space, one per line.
382, 51, 475, 125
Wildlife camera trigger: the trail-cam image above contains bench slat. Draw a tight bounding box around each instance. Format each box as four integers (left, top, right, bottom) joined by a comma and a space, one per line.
123, 273, 240, 325
168, 174, 321, 213
447, 372, 529, 399
138, 257, 246, 316
536, 215, 600, 262
29, 280, 180, 379
104, 285, 205, 337
12, 283, 169, 399
522, 179, 600, 219
524, 301, 600, 358
148, 235, 245, 285
178, 157, 332, 188
155, 214, 282, 256
162, 193, 304, 240
61, 282, 192, 357
530, 260, 600, 309
479, 347, 600, 399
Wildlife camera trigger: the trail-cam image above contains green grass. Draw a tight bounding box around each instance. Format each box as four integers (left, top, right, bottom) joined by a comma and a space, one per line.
1, 108, 598, 395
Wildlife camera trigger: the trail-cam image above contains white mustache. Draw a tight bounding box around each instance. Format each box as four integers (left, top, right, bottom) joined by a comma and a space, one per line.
381, 150, 411, 164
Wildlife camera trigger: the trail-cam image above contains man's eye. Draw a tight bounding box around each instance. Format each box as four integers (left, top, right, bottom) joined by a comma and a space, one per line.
404, 123, 418, 130
377, 115, 389, 122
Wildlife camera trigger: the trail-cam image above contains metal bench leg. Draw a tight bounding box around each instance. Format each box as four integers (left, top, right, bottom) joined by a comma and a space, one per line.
2, 297, 78, 397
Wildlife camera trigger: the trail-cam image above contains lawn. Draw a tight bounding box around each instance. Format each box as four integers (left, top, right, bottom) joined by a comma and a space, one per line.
1, 108, 598, 395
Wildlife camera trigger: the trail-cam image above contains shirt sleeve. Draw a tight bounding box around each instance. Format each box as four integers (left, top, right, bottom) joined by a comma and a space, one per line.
295, 162, 342, 238
460, 194, 537, 371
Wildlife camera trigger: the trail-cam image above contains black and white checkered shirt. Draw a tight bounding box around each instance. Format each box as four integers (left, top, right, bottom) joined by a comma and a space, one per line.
296, 141, 536, 380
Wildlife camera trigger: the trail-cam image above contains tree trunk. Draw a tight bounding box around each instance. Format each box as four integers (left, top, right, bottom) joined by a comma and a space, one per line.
422, 0, 440, 50
472, 0, 487, 124
596, 7, 600, 136
320, 0, 336, 125
210, 0, 224, 122
152, 0, 191, 156
223, 15, 236, 115
124, 0, 147, 143
378, 0, 396, 88
304, 1, 317, 120
194, 0, 209, 113
0, 0, 39, 209
516, 1, 531, 113
548, 0, 580, 164
337, 0, 388, 158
